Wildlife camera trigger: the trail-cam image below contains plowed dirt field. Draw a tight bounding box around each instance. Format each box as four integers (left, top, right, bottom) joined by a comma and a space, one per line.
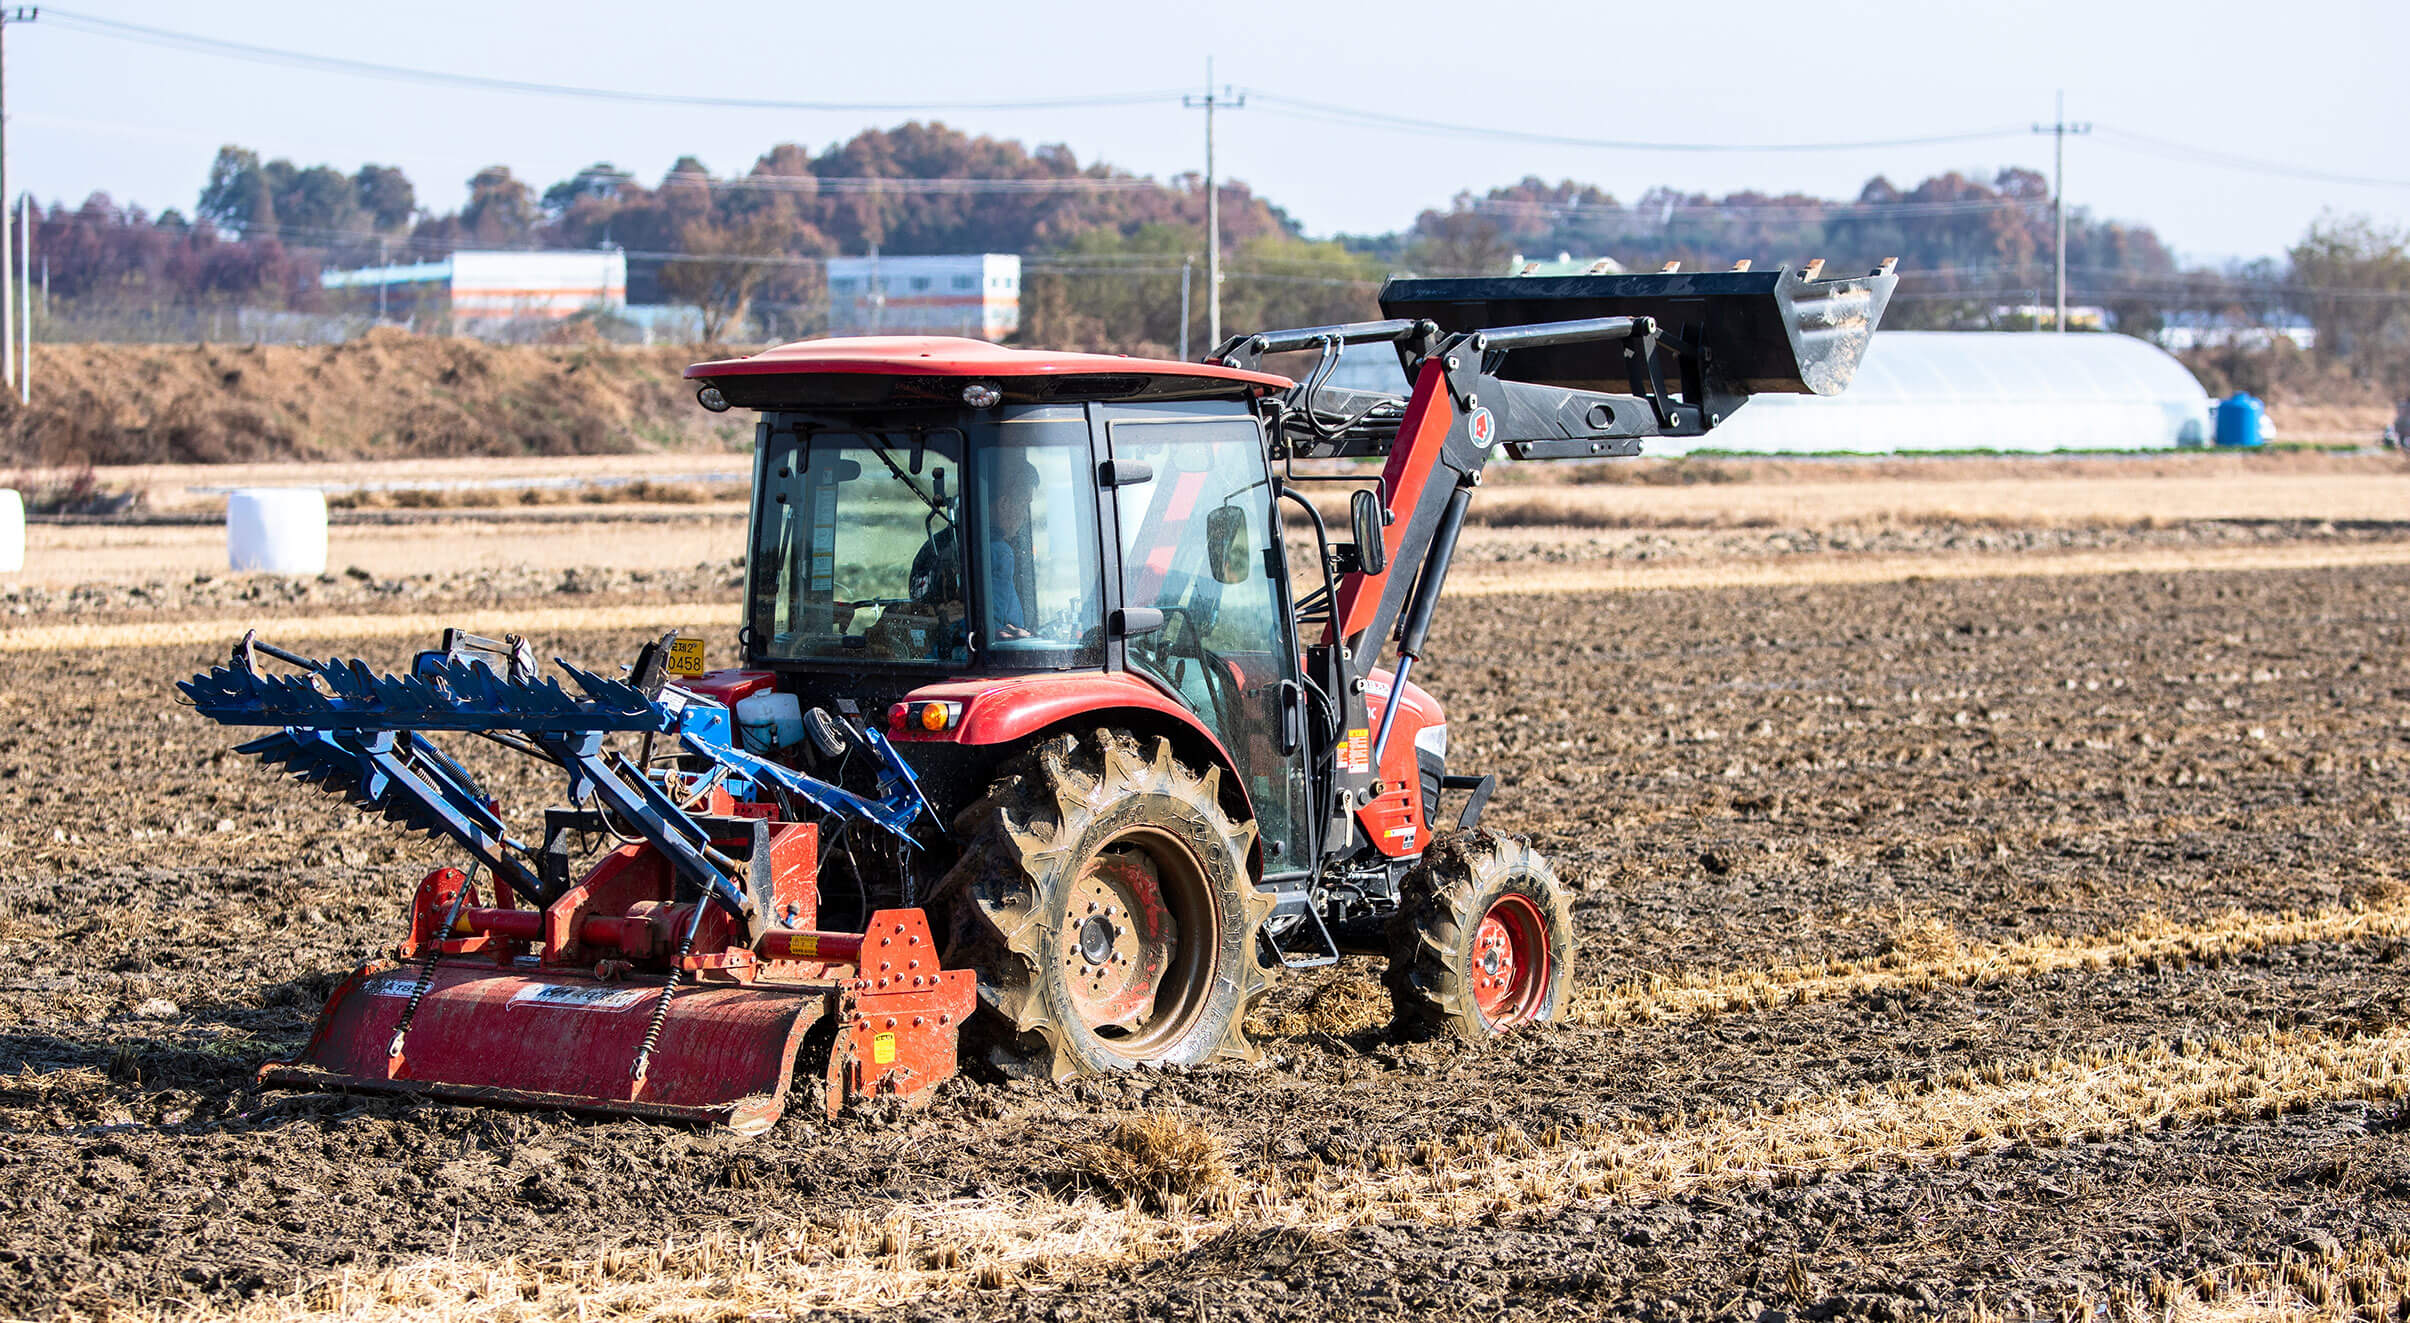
5, 528, 2410, 1321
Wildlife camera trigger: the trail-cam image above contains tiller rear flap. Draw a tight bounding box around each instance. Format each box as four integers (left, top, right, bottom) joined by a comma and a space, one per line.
180, 631, 972, 1135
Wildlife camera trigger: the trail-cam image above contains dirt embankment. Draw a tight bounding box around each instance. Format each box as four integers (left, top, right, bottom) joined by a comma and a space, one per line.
0, 332, 754, 467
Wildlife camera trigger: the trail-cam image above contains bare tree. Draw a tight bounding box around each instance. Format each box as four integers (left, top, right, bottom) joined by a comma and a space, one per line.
658, 217, 796, 342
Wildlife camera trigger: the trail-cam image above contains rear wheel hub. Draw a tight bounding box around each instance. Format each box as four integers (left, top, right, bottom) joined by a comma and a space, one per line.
1058, 848, 1178, 1031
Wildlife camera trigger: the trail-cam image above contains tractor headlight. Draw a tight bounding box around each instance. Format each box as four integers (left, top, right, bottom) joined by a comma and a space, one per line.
961, 382, 1002, 409
696, 384, 731, 413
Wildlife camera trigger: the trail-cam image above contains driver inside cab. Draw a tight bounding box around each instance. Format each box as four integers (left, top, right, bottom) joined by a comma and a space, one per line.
906, 455, 1041, 651
981, 457, 1039, 640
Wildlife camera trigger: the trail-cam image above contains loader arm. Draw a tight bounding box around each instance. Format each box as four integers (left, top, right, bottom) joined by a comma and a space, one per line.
1215, 262, 1898, 861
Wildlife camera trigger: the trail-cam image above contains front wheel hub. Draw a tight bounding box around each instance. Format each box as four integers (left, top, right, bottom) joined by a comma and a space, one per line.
1470, 893, 1550, 1028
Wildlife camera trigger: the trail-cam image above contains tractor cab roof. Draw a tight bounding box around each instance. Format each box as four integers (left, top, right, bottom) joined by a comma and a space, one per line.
687, 336, 1294, 411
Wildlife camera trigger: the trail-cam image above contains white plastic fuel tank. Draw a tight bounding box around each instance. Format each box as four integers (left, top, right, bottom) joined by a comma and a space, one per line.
735, 690, 805, 753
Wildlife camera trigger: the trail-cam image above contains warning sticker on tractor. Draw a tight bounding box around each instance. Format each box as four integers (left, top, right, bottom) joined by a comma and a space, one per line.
363, 974, 418, 998
1468, 406, 1497, 447
508, 984, 650, 1012
1342, 728, 1371, 775
666, 635, 708, 677
809, 487, 838, 594
872, 1031, 897, 1065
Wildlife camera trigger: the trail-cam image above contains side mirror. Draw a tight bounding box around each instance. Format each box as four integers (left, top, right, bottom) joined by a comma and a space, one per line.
1349, 488, 1389, 576
1205, 505, 1251, 585
1111, 607, 1167, 637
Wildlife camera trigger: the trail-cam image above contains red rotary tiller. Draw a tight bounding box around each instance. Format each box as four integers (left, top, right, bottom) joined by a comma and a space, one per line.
182, 631, 973, 1132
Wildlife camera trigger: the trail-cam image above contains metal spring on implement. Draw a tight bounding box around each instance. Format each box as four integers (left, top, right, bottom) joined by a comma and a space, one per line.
631, 898, 710, 1083
389, 867, 476, 1060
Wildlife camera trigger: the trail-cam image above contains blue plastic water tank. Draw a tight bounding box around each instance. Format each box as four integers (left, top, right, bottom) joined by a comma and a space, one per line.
2215, 393, 2265, 448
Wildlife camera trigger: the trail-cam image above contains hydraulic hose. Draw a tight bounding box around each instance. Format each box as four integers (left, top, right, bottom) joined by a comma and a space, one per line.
1371, 480, 1473, 768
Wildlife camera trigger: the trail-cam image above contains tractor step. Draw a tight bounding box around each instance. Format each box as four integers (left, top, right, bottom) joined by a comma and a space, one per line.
1263, 893, 1342, 970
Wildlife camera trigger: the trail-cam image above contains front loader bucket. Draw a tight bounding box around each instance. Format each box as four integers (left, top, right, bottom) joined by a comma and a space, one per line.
260, 962, 831, 1136
1379, 264, 1898, 398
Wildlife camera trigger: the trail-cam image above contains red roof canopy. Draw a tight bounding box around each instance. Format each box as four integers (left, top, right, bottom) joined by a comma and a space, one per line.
685, 336, 1292, 392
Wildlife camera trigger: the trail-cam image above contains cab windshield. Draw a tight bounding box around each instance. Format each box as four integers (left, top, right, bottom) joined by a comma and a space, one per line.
747, 417, 1103, 667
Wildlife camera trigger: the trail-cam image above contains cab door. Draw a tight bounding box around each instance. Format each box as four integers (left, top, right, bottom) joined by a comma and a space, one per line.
1099, 405, 1309, 874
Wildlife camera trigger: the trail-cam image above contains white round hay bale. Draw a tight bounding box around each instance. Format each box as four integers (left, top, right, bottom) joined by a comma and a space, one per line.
227, 488, 328, 576
0, 489, 22, 574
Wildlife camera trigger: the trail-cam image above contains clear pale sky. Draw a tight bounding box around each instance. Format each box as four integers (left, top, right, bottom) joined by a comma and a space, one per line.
9, 0, 2404, 265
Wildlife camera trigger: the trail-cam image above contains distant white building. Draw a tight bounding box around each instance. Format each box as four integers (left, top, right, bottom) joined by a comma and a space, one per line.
825, 253, 1019, 340
321, 251, 628, 332
1990, 303, 2112, 332
2153, 311, 2317, 353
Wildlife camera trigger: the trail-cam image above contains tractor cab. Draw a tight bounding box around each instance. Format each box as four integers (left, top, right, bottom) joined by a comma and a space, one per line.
690, 338, 1317, 867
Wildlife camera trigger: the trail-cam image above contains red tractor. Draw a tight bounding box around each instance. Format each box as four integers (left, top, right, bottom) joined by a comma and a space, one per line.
186, 264, 1894, 1129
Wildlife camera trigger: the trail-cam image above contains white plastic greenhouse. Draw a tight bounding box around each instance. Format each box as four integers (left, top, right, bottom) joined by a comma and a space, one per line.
1649, 331, 2215, 456
1324, 330, 2214, 455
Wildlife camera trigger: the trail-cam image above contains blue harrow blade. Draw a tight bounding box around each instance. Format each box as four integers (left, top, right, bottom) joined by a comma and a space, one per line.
180, 655, 673, 735
238, 730, 450, 839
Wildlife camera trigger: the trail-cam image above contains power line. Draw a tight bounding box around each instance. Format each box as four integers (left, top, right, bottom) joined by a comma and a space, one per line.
38, 8, 1187, 112
2094, 128, 2410, 191
659, 171, 1171, 195
1464, 194, 2045, 223
37, 5, 2410, 212
1246, 92, 2030, 153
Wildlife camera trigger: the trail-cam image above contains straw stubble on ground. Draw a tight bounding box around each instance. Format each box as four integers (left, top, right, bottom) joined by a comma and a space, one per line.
6, 530, 2410, 1318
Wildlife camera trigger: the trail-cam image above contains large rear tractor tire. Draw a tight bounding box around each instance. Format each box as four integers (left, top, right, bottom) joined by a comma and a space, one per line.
1385, 832, 1576, 1042
938, 729, 1277, 1081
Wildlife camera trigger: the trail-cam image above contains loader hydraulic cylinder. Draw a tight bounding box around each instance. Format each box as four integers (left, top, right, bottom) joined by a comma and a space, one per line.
1373, 479, 1474, 767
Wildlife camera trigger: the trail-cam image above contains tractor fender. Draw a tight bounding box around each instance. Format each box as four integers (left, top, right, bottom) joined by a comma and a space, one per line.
888, 672, 1255, 866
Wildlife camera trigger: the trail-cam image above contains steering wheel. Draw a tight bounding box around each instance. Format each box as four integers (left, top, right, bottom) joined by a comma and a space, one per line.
1149, 604, 1242, 727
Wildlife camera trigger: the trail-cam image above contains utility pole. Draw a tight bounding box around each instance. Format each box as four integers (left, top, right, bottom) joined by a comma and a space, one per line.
2032, 90, 2090, 334
1183, 60, 1242, 350
1178, 255, 1192, 361
0, 9, 33, 388
18, 192, 27, 404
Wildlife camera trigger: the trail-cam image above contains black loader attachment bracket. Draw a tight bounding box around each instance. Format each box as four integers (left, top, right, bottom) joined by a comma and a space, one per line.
1216, 260, 1898, 462
1216, 261, 1899, 874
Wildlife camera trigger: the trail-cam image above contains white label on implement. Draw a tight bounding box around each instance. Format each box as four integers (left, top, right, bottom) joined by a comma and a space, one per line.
508, 984, 650, 1012
364, 973, 417, 998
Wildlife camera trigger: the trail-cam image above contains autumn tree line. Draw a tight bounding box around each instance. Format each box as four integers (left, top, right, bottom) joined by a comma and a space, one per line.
20, 122, 2410, 389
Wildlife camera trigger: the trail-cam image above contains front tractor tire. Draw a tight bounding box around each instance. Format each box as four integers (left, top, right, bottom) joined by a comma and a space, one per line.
941, 729, 1276, 1081
1386, 832, 1577, 1042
